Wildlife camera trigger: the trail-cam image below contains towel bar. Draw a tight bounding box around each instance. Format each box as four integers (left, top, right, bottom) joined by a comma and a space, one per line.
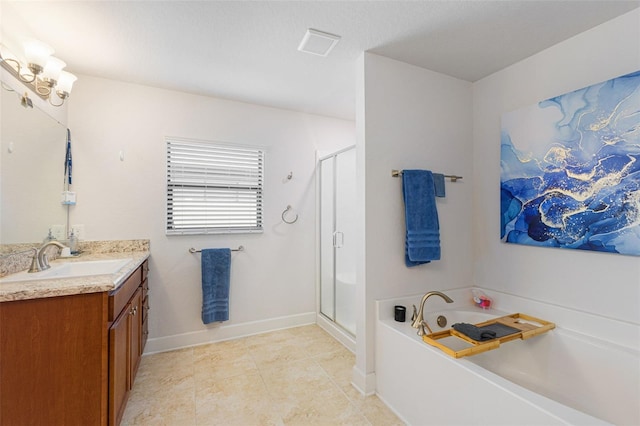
189, 246, 244, 253
391, 169, 463, 182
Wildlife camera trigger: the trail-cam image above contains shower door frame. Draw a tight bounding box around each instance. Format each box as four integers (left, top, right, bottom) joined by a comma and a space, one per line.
317, 145, 356, 339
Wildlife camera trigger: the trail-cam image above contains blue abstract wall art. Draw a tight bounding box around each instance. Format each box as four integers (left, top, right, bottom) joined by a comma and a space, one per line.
501, 70, 640, 256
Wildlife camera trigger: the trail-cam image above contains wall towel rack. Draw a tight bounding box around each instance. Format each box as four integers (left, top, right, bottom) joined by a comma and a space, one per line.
189, 246, 244, 253
391, 169, 463, 182
281, 205, 298, 224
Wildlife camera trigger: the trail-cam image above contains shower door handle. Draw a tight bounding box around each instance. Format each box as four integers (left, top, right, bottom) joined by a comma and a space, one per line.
333, 231, 344, 248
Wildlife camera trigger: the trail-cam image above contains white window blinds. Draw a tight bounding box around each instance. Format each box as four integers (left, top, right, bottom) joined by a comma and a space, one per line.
166, 138, 264, 234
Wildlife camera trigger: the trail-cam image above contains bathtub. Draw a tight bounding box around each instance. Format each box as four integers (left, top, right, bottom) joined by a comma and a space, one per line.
375, 290, 640, 425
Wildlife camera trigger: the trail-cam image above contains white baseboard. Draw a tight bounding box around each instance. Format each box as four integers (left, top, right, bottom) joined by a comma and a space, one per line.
352, 365, 376, 396
144, 311, 316, 354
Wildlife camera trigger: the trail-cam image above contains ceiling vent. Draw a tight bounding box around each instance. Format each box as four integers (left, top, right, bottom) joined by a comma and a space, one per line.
297, 29, 341, 57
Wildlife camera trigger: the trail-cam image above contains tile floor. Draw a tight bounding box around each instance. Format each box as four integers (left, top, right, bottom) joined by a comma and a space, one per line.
122, 325, 403, 425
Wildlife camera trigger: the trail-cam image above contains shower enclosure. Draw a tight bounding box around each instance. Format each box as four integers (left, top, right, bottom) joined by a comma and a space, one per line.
318, 146, 356, 338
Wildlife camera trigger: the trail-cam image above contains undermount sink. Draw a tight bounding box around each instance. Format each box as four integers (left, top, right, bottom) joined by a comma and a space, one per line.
0, 258, 131, 283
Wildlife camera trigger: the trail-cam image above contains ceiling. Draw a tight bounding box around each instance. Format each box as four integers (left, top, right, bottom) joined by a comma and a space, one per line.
3, 1, 639, 120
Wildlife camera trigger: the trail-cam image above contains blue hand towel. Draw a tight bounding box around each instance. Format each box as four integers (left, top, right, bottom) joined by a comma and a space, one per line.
201, 248, 231, 324
402, 170, 441, 267
433, 173, 445, 198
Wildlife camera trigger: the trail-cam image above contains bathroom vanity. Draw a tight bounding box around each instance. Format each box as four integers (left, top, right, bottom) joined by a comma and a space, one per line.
0, 251, 149, 426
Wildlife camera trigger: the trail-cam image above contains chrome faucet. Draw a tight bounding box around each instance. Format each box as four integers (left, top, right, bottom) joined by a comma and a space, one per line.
27, 248, 40, 273
28, 241, 67, 273
411, 291, 454, 336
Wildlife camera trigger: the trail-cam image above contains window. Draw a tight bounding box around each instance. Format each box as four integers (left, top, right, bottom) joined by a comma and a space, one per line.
166, 138, 264, 234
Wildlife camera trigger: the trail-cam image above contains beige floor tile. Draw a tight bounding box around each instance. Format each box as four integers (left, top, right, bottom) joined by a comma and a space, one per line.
122, 325, 403, 426
287, 324, 319, 334
261, 358, 361, 424
272, 388, 357, 424
249, 340, 311, 369
332, 388, 404, 426
197, 410, 283, 426
299, 330, 350, 357
341, 381, 368, 406
193, 342, 258, 381
314, 346, 356, 388
245, 328, 299, 349
360, 395, 404, 426
122, 390, 196, 425
140, 347, 195, 373
193, 338, 248, 354
132, 372, 195, 400
121, 414, 196, 426
288, 324, 331, 340
195, 373, 282, 425
259, 358, 333, 397
282, 400, 370, 425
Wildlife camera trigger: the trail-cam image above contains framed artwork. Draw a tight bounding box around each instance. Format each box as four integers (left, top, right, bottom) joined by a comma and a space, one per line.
501, 70, 640, 256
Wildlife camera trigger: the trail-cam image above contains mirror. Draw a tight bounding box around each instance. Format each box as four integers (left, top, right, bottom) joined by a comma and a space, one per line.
0, 83, 68, 244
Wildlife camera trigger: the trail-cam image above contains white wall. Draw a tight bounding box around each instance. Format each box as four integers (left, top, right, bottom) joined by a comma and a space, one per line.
473, 9, 640, 326
67, 76, 355, 351
355, 53, 473, 392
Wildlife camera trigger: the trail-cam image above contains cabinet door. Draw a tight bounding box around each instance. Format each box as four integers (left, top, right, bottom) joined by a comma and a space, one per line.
141, 260, 150, 352
141, 284, 149, 353
129, 287, 143, 383
109, 303, 131, 426
0, 292, 108, 425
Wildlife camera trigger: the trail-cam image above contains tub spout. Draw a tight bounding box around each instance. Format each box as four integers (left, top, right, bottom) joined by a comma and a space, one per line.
411, 291, 454, 333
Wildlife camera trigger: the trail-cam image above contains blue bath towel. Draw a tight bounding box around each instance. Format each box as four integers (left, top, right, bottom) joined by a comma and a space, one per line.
201, 248, 231, 324
402, 170, 441, 267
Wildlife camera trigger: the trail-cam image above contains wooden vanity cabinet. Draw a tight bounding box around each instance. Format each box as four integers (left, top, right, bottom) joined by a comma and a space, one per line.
0, 258, 149, 426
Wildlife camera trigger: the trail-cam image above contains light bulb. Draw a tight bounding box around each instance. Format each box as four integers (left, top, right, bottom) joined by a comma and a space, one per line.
42, 57, 66, 82
23, 39, 54, 73
55, 71, 77, 95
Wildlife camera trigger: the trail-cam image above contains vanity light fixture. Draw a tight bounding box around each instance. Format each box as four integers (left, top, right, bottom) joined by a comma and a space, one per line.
0, 39, 77, 107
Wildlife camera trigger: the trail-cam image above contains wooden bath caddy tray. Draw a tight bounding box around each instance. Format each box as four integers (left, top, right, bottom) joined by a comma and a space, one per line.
422, 313, 555, 358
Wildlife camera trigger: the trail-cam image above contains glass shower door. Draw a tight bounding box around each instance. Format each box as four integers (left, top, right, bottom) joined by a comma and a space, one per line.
333, 148, 356, 334
319, 156, 335, 322
319, 147, 356, 336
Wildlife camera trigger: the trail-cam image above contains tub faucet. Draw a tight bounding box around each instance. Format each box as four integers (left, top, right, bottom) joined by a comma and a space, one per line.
30, 241, 66, 272
411, 291, 454, 336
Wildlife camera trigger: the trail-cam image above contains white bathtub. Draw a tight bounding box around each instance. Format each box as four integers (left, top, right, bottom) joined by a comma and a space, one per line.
376, 290, 640, 425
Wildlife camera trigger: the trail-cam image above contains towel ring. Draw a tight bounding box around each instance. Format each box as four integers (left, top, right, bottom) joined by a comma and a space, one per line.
282, 205, 298, 224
